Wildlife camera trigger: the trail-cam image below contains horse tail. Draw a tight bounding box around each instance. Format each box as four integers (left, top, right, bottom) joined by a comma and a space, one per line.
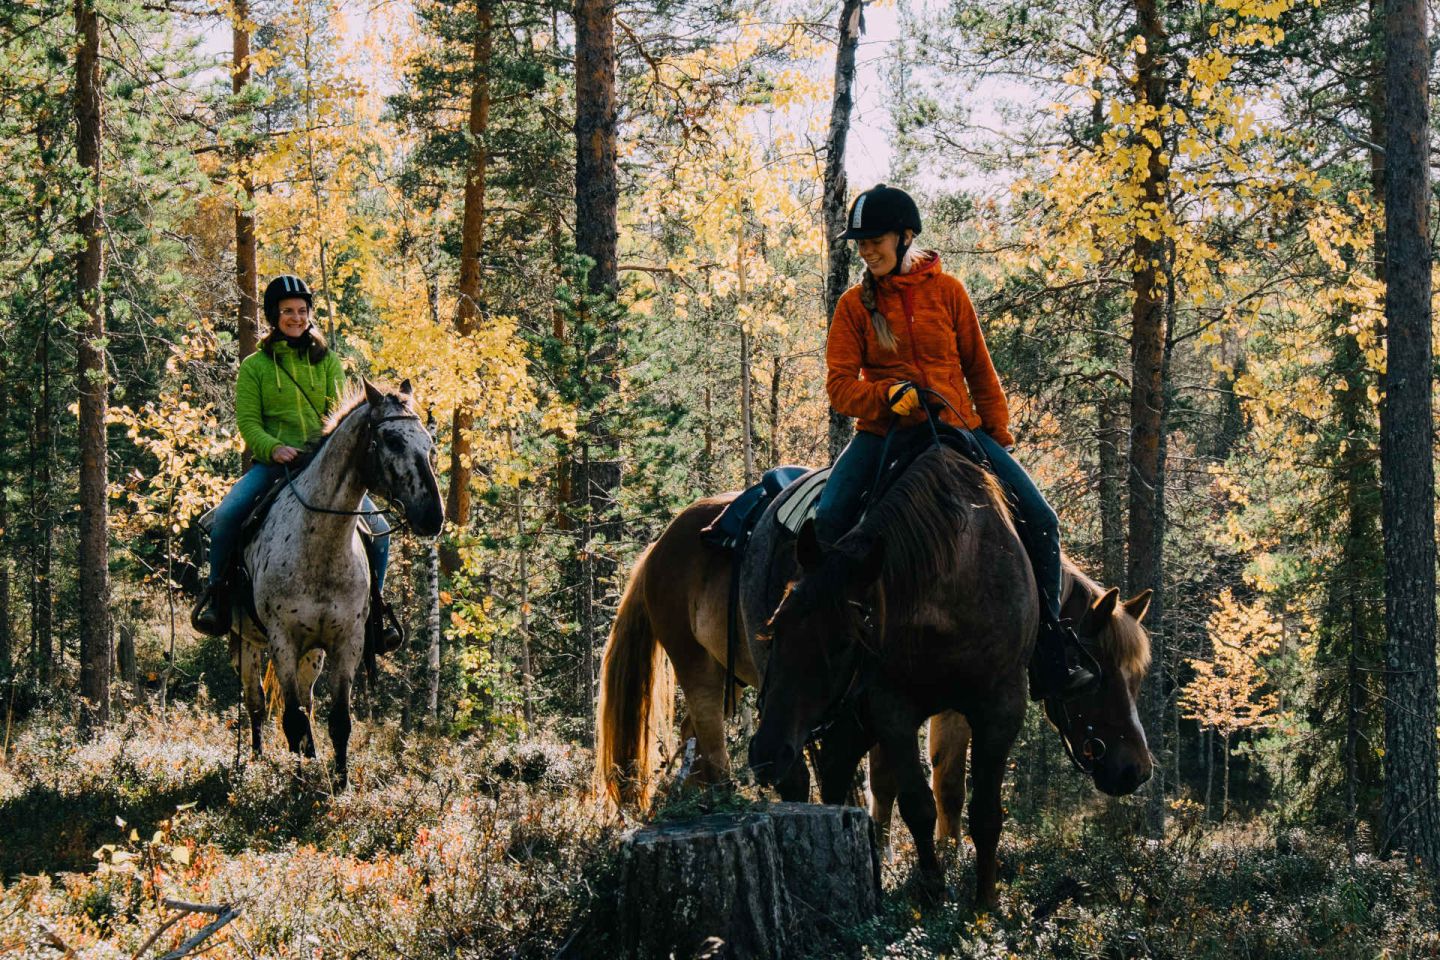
595, 544, 675, 811
263, 660, 284, 724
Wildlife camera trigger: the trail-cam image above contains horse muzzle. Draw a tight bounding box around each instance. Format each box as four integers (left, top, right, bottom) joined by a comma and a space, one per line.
747, 730, 799, 787
1092, 752, 1152, 796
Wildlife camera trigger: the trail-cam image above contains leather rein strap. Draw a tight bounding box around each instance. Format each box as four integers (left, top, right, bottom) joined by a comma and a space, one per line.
282, 410, 423, 529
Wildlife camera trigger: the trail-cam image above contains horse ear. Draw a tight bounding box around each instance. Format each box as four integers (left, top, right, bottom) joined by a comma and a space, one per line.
1089, 587, 1120, 622
796, 519, 824, 572
363, 379, 384, 407
399, 378, 413, 397
853, 538, 884, 585
1123, 588, 1153, 623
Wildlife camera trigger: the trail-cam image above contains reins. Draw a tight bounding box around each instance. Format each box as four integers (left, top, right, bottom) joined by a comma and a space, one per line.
1052, 693, 1108, 775
281, 409, 427, 532
866, 384, 991, 500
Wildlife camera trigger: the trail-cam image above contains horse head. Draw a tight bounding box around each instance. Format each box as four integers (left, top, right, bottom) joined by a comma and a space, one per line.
748, 519, 884, 787
362, 379, 445, 536
1044, 585, 1154, 796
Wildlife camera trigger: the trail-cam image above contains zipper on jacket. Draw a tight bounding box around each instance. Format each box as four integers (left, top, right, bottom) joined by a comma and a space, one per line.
898, 288, 929, 390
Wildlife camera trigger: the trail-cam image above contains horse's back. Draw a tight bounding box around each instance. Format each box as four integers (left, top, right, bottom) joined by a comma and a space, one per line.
641, 494, 740, 668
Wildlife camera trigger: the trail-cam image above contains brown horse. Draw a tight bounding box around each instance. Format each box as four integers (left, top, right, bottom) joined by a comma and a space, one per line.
594, 493, 751, 809
870, 568, 1153, 849
748, 447, 1153, 906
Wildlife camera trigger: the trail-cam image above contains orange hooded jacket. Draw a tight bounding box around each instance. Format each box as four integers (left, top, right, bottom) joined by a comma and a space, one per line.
826, 253, 1015, 448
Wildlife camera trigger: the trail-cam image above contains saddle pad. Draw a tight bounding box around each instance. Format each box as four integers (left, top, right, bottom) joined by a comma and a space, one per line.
774, 466, 831, 536
701, 464, 811, 551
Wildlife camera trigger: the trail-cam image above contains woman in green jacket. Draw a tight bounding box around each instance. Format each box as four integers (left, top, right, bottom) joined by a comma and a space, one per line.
193, 275, 393, 642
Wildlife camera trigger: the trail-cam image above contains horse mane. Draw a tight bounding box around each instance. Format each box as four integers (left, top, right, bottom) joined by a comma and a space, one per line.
841, 446, 1014, 620
301, 384, 406, 459
1065, 560, 1152, 681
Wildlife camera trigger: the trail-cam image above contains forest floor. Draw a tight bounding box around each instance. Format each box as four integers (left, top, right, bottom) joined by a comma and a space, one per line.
2, 703, 1437, 959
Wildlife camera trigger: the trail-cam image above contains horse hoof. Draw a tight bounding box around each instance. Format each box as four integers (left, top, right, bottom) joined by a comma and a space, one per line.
914, 870, 946, 905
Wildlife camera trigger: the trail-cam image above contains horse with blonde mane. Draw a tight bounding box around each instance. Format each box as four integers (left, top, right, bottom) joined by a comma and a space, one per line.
596, 447, 1153, 906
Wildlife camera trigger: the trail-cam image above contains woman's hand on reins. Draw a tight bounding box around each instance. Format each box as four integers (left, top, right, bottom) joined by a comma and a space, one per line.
273, 445, 301, 464
887, 382, 921, 416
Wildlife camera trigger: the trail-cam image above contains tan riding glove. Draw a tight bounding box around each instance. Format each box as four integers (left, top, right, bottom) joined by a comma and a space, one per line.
887, 382, 921, 417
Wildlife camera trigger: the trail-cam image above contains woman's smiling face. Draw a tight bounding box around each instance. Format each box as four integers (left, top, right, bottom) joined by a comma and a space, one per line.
855, 229, 914, 275
276, 297, 310, 339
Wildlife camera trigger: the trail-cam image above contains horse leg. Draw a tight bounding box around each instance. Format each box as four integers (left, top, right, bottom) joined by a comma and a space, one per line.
776, 749, 810, 802
240, 642, 265, 756
967, 708, 1023, 910
815, 715, 875, 806
868, 743, 900, 858
326, 643, 359, 792
930, 711, 971, 842
875, 717, 942, 901
667, 644, 733, 787
294, 648, 326, 761
269, 640, 313, 758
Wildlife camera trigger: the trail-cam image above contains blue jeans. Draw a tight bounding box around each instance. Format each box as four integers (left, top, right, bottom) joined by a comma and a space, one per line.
208, 463, 391, 590
813, 427, 1062, 620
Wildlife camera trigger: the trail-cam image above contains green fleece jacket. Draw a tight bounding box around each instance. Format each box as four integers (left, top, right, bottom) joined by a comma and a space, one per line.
235, 342, 345, 464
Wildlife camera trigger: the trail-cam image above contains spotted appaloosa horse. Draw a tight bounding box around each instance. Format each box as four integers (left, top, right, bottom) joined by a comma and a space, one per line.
232, 380, 443, 788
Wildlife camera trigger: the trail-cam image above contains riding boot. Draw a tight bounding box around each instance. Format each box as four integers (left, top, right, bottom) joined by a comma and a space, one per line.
1029, 617, 1101, 701
366, 579, 404, 654
190, 583, 231, 637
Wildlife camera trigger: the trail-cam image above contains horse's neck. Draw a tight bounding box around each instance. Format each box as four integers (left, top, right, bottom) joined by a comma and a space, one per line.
292, 405, 368, 517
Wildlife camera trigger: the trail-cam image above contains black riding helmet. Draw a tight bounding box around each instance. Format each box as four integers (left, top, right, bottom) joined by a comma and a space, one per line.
838, 184, 922, 274
263, 274, 314, 326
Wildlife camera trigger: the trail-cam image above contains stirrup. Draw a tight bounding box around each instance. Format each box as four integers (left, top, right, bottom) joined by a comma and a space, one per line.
190, 584, 230, 638
1031, 619, 1102, 701
367, 596, 405, 654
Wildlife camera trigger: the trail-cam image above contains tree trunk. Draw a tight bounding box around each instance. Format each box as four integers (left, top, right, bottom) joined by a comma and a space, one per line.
1380, 0, 1437, 869
117, 615, 136, 686
75, 0, 111, 727
822, 0, 863, 461
1126, 0, 1169, 837
618, 813, 790, 959
233, 0, 258, 361
424, 540, 441, 724
31, 314, 53, 683
573, 0, 620, 742
0, 360, 9, 681
766, 803, 881, 936
1097, 393, 1126, 586
768, 355, 783, 468
615, 805, 879, 959
516, 488, 534, 725
1221, 731, 1230, 822
444, 0, 494, 568
738, 231, 755, 486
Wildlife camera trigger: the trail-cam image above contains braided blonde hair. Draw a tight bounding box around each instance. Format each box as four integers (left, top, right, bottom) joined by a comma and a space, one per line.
857, 242, 924, 354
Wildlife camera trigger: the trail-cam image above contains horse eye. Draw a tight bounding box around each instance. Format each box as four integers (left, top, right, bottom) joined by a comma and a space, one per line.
384, 434, 405, 452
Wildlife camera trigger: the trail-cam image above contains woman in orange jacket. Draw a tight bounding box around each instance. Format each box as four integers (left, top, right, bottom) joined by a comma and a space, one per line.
816, 184, 1095, 699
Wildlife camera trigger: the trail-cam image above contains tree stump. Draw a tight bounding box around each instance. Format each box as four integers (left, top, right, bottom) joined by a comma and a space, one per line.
614, 805, 880, 960
765, 803, 881, 938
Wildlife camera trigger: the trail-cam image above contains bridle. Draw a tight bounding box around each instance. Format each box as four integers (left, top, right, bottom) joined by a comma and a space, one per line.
282, 406, 431, 531
1047, 653, 1110, 775
757, 595, 879, 744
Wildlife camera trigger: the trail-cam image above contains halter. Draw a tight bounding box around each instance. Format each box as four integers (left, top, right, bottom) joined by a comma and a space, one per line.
282, 407, 428, 531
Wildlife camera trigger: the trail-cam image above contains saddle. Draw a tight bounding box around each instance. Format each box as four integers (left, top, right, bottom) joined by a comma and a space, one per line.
700, 465, 811, 553
700, 425, 995, 711
195, 469, 390, 653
